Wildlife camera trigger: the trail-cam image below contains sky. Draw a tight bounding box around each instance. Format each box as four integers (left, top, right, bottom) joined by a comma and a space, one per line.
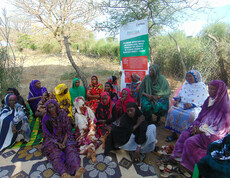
0, 0, 230, 39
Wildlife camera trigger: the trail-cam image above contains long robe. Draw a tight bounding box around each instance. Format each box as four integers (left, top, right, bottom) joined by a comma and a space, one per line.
171, 80, 230, 172
42, 99, 80, 176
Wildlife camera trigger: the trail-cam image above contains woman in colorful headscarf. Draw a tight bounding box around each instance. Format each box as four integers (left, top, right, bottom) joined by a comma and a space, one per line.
116, 88, 135, 118
27, 80, 47, 114
165, 70, 208, 142
130, 73, 141, 101
53, 84, 73, 123
0, 94, 31, 151
171, 80, 230, 172
86, 76, 103, 112
105, 102, 157, 163
73, 97, 98, 163
69, 78, 86, 106
107, 71, 122, 95
42, 99, 85, 178
1, 88, 30, 116
104, 82, 119, 104
95, 92, 117, 149
138, 64, 171, 125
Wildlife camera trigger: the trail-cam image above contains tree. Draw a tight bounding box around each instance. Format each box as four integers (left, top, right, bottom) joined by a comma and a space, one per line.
0, 9, 22, 100
201, 23, 230, 85
96, 0, 207, 37
11, 0, 97, 54
11, 0, 99, 87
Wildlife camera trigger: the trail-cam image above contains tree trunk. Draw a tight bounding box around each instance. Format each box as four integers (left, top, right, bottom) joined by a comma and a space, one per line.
63, 36, 88, 89
168, 33, 186, 80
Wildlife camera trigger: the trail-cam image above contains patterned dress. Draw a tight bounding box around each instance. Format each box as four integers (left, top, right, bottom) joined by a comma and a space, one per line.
73, 97, 99, 154
86, 76, 103, 112
42, 100, 81, 176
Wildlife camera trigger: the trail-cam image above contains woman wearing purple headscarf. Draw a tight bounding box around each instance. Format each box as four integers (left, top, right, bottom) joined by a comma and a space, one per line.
27, 80, 47, 114
171, 80, 230, 172
42, 99, 85, 178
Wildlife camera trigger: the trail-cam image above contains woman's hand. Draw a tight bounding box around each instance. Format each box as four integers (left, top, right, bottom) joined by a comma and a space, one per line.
12, 125, 17, 134
184, 103, 193, 109
137, 116, 145, 125
190, 125, 203, 135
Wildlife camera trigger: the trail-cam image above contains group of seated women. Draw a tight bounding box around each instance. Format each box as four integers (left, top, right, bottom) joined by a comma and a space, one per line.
0, 63, 229, 177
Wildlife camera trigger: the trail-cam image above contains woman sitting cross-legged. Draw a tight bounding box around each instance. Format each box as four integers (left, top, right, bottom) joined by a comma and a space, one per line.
95, 92, 118, 149
165, 70, 208, 142
73, 97, 98, 163
0, 94, 31, 151
171, 80, 230, 172
138, 64, 171, 125
42, 99, 85, 178
105, 102, 157, 163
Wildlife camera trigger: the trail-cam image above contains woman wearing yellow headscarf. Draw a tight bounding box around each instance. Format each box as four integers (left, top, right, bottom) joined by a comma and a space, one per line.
54, 84, 73, 123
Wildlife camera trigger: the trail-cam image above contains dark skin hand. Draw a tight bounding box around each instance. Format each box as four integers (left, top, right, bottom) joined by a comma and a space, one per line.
190, 125, 203, 136
184, 103, 193, 109
142, 93, 158, 102
56, 133, 68, 149
133, 146, 141, 162
132, 115, 145, 131
12, 125, 17, 134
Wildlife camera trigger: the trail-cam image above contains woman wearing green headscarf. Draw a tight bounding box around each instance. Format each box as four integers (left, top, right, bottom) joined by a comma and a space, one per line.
139, 64, 171, 126
69, 78, 86, 105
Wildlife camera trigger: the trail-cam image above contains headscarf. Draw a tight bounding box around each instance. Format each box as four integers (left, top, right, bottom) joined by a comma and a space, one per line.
192, 80, 230, 138
116, 88, 135, 113
108, 76, 119, 94
104, 102, 147, 155
3, 93, 14, 108
69, 78, 86, 105
7, 88, 20, 96
27, 80, 47, 113
87, 76, 103, 96
42, 99, 72, 140
139, 64, 171, 98
28, 80, 47, 97
53, 83, 73, 118
178, 70, 208, 107
96, 92, 113, 121
131, 73, 140, 85
186, 70, 202, 83
73, 97, 96, 127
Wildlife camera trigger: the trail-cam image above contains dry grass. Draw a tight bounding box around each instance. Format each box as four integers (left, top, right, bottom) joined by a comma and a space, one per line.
19, 53, 121, 99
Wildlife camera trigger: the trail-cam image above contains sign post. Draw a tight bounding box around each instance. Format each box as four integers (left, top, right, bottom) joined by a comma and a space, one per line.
120, 18, 149, 90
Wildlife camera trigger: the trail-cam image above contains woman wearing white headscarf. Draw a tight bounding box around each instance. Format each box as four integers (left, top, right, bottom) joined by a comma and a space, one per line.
165, 70, 208, 141
73, 96, 98, 163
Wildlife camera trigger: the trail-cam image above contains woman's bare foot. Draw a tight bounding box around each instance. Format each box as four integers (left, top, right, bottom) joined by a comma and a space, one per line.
133, 146, 141, 162
91, 151, 97, 163
61, 173, 70, 178
101, 132, 109, 149
75, 167, 86, 178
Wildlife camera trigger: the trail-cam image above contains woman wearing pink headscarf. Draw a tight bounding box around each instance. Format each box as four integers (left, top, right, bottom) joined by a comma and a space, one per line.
171, 80, 230, 172
116, 88, 135, 118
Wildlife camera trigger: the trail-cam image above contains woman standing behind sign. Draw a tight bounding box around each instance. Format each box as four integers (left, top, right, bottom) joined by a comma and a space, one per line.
138, 64, 171, 125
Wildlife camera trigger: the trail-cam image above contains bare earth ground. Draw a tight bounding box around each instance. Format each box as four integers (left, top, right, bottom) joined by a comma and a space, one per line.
17, 53, 185, 177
